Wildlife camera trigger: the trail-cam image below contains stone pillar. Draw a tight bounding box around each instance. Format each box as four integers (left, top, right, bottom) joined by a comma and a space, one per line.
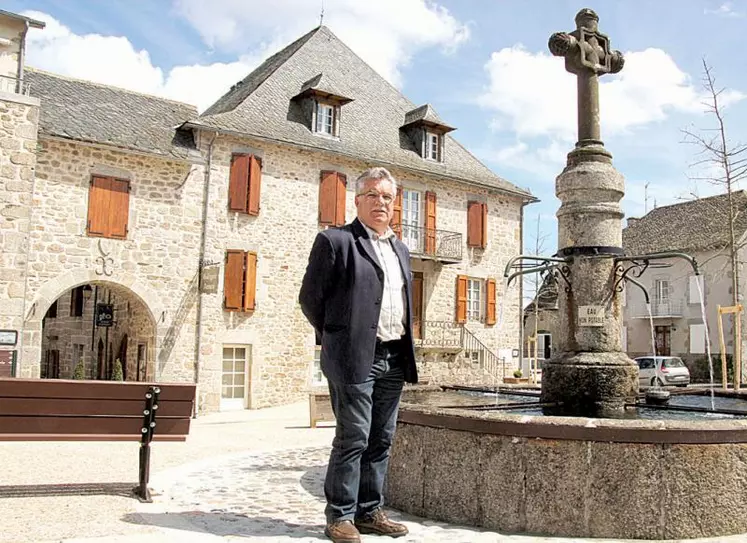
0, 91, 39, 375
540, 9, 637, 414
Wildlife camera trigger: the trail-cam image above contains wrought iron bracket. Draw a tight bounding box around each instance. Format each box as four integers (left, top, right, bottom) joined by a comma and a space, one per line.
613, 251, 700, 294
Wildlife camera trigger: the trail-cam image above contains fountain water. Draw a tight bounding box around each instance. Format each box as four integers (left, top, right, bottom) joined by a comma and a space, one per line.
695, 274, 717, 410
388, 8, 747, 540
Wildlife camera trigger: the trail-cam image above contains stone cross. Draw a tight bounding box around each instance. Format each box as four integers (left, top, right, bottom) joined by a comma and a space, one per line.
549, 8, 624, 148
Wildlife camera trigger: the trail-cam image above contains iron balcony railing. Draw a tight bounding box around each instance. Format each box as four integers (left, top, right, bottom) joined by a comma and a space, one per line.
0, 75, 31, 96
393, 224, 462, 262
629, 299, 684, 319
415, 320, 463, 350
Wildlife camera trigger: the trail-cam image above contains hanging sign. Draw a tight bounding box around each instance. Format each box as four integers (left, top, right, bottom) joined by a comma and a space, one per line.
95, 303, 114, 327
578, 305, 605, 327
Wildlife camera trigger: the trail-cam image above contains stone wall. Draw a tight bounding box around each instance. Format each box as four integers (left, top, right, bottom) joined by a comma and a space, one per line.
20, 138, 202, 389
194, 132, 525, 411
0, 94, 38, 365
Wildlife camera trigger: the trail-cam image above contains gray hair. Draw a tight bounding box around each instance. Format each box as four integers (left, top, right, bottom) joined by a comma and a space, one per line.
354, 167, 398, 195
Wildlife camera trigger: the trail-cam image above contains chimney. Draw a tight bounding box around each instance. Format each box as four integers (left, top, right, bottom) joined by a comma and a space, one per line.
626, 217, 639, 228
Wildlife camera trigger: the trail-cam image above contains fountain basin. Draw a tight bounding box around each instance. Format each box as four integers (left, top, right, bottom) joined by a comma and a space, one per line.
387, 396, 747, 540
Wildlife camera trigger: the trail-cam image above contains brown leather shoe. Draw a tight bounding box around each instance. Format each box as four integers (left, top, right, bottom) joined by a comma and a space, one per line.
355, 509, 408, 537
324, 520, 361, 543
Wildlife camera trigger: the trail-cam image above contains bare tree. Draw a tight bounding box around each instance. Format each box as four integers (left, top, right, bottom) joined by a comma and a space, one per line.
682, 59, 747, 382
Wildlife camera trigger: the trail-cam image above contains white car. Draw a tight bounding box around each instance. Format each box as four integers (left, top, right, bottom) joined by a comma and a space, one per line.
634, 356, 690, 388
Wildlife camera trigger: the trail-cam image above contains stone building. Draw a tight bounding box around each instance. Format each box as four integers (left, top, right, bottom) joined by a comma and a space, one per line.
0, 12, 535, 411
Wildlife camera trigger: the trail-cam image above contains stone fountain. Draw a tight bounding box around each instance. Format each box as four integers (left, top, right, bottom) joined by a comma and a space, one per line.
387, 9, 747, 540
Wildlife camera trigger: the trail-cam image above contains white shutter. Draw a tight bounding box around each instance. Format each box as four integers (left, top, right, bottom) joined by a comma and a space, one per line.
689, 275, 704, 305
690, 324, 706, 354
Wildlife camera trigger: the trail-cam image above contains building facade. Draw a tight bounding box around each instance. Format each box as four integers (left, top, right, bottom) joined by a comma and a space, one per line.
0, 13, 535, 411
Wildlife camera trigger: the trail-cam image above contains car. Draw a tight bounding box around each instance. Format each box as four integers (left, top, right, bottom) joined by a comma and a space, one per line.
634, 356, 690, 388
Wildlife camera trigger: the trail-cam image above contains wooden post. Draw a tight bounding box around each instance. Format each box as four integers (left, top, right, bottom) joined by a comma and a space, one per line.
718, 305, 728, 389
736, 309, 743, 391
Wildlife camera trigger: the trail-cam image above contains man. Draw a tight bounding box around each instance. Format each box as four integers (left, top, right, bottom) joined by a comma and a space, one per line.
300, 167, 418, 543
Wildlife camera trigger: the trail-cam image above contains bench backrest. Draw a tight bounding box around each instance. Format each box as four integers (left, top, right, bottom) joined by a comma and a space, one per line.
0, 378, 196, 441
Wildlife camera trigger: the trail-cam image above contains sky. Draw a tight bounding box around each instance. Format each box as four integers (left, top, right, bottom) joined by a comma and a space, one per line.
9, 0, 747, 266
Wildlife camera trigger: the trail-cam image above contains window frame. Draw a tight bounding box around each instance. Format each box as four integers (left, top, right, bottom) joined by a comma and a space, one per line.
425, 131, 441, 161
467, 278, 483, 322
221, 344, 251, 409
314, 101, 339, 137
310, 346, 326, 386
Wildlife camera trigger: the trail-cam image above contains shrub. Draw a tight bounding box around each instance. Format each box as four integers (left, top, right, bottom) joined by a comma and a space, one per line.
112, 358, 124, 381
72, 361, 86, 380
687, 354, 733, 384
513, 369, 523, 378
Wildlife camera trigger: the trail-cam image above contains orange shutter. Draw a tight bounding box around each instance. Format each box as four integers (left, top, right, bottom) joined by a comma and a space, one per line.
425, 191, 437, 254
391, 190, 403, 238
88, 176, 111, 237
243, 251, 257, 311
481, 202, 488, 249
456, 274, 468, 324
247, 155, 262, 216
229, 154, 249, 212
467, 201, 482, 247
486, 278, 497, 325
319, 171, 337, 225
335, 173, 347, 226
108, 178, 130, 239
224, 250, 244, 311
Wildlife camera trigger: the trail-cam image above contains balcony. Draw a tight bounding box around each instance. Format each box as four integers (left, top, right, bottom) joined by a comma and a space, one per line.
393, 224, 462, 263
414, 320, 463, 352
629, 299, 684, 319
0, 75, 31, 96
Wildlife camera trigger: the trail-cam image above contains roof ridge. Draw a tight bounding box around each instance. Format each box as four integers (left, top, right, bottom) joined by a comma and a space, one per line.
642, 189, 747, 217
26, 67, 197, 111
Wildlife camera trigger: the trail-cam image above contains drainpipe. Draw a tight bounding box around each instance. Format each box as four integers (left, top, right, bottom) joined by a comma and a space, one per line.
18, 21, 29, 92
193, 131, 217, 417
518, 202, 526, 374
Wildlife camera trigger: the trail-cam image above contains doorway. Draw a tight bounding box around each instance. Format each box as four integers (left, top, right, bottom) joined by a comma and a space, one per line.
655, 325, 671, 356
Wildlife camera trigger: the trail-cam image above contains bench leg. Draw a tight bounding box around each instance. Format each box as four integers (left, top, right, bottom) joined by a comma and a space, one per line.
135, 442, 152, 503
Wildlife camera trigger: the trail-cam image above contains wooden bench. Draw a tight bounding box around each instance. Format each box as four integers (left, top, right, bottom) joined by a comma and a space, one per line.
0, 378, 196, 502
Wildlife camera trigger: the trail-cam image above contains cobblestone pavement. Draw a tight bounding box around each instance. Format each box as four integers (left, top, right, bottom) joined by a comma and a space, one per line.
126, 445, 746, 543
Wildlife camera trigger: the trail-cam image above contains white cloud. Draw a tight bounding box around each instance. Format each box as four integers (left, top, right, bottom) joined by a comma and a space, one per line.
705, 2, 746, 17
22, 10, 255, 112
172, 0, 469, 87
477, 45, 746, 176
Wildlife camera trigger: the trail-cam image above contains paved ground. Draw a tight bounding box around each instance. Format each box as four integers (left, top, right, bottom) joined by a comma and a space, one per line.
1, 401, 746, 543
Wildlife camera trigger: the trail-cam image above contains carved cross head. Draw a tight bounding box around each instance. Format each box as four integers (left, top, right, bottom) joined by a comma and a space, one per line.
549, 8, 624, 76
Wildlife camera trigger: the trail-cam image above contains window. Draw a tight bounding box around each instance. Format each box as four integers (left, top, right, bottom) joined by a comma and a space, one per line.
425, 132, 441, 161
224, 250, 258, 312
466, 350, 482, 366
654, 279, 670, 302
467, 279, 482, 321
402, 189, 422, 251
314, 102, 339, 136
319, 171, 347, 226
43, 349, 60, 379
70, 286, 84, 317
311, 347, 326, 386
222, 345, 249, 408
538, 333, 552, 359
690, 323, 706, 354
87, 176, 130, 239
689, 275, 704, 304
467, 201, 488, 248
228, 154, 262, 215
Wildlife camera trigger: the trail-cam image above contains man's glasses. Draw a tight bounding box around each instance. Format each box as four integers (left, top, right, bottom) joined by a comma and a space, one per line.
359, 191, 395, 205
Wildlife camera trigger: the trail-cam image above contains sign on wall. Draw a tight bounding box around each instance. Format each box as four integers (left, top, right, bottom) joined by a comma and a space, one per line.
0, 330, 17, 346
578, 305, 605, 327
95, 303, 114, 327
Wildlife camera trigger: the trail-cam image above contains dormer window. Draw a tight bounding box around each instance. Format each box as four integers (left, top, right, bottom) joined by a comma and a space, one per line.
426, 132, 441, 161
315, 102, 337, 136
292, 73, 353, 140
401, 104, 455, 164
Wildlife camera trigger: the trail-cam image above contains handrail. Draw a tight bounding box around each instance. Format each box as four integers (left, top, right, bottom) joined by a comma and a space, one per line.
462, 326, 505, 380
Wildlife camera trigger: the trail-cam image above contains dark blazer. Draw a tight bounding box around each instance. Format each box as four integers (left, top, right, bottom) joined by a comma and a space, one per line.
299, 218, 418, 384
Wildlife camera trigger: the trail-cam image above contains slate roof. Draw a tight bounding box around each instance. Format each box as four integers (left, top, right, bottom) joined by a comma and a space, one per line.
25, 69, 199, 161
524, 273, 559, 314
295, 73, 352, 103
403, 104, 454, 132
622, 191, 747, 255
189, 26, 533, 200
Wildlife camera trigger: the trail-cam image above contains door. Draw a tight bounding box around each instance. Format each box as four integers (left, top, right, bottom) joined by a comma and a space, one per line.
655, 326, 671, 356
412, 272, 424, 340
221, 345, 251, 410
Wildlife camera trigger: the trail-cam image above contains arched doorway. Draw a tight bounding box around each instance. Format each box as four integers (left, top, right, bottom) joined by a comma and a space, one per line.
40, 281, 156, 381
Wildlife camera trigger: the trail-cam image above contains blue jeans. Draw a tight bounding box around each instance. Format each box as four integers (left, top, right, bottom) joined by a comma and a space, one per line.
324, 342, 405, 523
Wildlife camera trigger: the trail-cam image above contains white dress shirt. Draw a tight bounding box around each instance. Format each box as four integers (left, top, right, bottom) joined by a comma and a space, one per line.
363, 224, 406, 341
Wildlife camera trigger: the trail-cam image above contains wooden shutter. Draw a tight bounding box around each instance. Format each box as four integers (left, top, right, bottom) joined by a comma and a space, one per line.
391, 190, 403, 238
486, 278, 497, 326
481, 202, 488, 249
224, 250, 244, 311
319, 170, 337, 225
88, 176, 111, 237
467, 201, 482, 247
243, 251, 257, 311
335, 173, 347, 226
456, 274, 468, 324
229, 154, 249, 212
425, 191, 437, 254
108, 178, 130, 239
247, 155, 262, 216
412, 272, 424, 340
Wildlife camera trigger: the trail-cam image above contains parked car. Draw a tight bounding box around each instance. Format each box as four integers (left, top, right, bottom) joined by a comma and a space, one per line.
634, 356, 690, 387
